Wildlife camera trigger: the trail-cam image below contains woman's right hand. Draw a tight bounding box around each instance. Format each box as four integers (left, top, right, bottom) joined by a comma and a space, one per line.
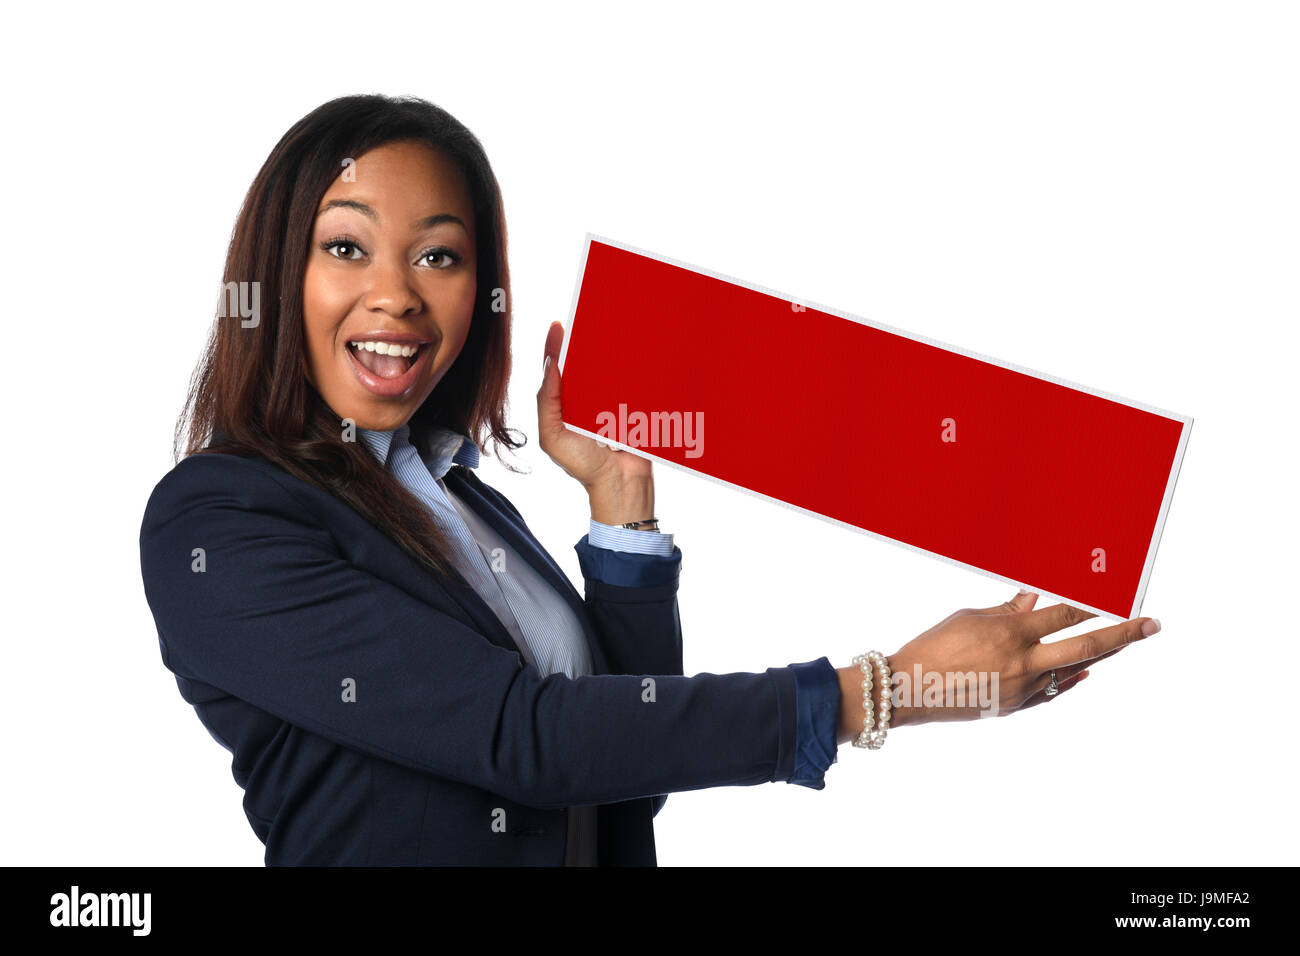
836, 590, 1161, 742
536, 320, 656, 525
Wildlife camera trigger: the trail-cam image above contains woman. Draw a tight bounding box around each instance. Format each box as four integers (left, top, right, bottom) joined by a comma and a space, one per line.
139, 94, 1161, 866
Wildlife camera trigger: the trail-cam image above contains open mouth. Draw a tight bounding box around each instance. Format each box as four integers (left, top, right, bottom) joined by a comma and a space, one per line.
345, 336, 437, 398
348, 340, 427, 379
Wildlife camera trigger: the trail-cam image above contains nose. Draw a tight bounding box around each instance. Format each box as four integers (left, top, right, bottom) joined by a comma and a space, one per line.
362, 258, 424, 318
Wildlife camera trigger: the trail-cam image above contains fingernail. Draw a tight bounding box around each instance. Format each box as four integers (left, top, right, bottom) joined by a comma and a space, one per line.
1017, 587, 1033, 596
543, 354, 552, 374
1141, 618, 1161, 637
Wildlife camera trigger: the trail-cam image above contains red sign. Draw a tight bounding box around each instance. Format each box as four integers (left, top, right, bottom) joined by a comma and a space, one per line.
559, 236, 1192, 620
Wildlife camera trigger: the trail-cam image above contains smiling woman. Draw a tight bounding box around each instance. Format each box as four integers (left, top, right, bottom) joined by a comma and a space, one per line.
303, 143, 478, 417
139, 93, 1161, 867
170, 98, 518, 579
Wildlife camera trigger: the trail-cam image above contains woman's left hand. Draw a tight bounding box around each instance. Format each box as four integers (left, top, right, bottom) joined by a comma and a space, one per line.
537, 321, 655, 525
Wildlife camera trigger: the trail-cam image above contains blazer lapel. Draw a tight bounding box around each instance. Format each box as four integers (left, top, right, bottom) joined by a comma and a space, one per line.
417, 542, 532, 660
443, 468, 611, 675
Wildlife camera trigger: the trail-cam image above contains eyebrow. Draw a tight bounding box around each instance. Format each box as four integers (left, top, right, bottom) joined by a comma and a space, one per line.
317, 199, 469, 233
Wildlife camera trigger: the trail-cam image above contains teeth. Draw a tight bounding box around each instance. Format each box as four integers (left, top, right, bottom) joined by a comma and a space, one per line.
349, 341, 419, 357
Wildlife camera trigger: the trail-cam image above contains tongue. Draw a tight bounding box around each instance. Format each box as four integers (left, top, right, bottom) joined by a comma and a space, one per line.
356, 348, 410, 379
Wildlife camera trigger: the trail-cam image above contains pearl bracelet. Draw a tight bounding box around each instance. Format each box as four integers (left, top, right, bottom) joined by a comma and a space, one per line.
851, 651, 892, 749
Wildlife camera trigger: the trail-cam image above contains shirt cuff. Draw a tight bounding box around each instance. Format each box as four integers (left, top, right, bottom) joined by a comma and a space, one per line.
787, 656, 840, 789
574, 535, 682, 589
587, 519, 675, 555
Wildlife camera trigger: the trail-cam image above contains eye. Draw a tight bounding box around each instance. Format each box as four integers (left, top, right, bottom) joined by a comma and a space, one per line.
420, 245, 464, 270
321, 236, 364, 260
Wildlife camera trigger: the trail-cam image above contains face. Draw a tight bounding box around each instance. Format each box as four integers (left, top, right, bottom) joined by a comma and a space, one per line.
302, 139, 477, 431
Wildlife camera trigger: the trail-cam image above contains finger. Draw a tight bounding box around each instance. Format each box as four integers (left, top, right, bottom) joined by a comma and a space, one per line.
970, 588, 1040, 616
1053, 643, 1126, 672
1015, 601, 1099, 641
544, 320, 564, 366
1033, 653, 1099, 690
536, 322, 566, 438
1019, 669, 1089, 712
538, 320, 563, 392
1030, 617, 1161, 672
1020, 645, 1126, 699
1013, 651, 1105, 712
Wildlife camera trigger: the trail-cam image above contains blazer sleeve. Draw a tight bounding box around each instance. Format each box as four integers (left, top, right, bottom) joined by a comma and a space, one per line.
572, 539, 683, 819
139, 453, 801, 811
572, 541, 683, 678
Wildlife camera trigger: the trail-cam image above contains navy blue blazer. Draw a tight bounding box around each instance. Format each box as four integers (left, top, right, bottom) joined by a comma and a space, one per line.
139, 443, 809, 865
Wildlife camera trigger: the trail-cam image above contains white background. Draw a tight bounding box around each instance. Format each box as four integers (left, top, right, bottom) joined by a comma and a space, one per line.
3, 1, 1296, 866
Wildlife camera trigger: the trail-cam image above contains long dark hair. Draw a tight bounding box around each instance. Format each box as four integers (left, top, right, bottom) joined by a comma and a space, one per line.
177, 94, 523, 577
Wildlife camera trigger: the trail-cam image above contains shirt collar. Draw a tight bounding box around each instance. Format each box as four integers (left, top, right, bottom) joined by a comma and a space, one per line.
357, 422, 480, 479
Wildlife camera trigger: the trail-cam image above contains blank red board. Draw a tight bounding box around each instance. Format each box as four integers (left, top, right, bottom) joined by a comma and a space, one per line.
558, 235, 1193, 620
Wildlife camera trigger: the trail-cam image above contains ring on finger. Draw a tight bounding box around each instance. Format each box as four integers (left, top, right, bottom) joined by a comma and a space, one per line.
1045, 670, 1059, 697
